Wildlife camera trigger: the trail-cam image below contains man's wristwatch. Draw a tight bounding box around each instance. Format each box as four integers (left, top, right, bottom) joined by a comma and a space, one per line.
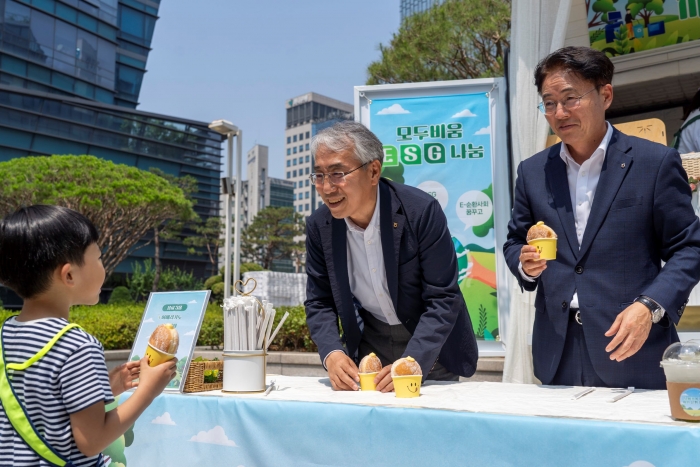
634, 295, 663, 323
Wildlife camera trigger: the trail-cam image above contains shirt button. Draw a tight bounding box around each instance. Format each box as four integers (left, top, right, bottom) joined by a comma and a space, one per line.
575, 265, 584, 274
367, 241, 371, 245
372, 268, 376, 272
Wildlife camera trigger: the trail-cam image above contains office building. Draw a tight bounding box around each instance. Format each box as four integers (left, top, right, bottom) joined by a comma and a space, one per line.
284, 92, 352, 218
0, 0, 224, 286
243, 144, 294, 229
399, 0, 445, 21
220, 144, 294, 273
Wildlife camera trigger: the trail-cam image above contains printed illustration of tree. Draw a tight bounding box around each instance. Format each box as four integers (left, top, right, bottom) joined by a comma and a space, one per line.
472, 184, 494, 238
589, 0, 620, 28
103, 396, 135, 467
381, 162, 405, 184
613, 25, 632, 55
626, 0, 664, 28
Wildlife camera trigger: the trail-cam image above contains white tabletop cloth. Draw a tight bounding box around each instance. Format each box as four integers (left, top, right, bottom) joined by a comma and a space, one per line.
190, 375, 696, 427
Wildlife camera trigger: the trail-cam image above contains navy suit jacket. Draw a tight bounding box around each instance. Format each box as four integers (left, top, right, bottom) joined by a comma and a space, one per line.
305, 178, 478, 379
503, 129, 700, 389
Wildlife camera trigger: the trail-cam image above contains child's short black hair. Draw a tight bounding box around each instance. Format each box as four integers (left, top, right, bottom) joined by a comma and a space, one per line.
0, 205, 99, 299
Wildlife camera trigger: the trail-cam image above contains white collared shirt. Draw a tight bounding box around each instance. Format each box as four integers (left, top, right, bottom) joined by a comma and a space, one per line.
345, 187, 401, 325
519, 123, 613, 308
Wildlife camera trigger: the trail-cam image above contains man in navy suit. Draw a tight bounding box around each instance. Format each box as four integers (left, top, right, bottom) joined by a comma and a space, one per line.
305, 121, 478, 392
503, 46, 700, 389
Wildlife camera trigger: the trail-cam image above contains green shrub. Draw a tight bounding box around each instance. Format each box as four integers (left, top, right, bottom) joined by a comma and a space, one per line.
267, 305, 316, 352
127, 259, 203, 301
108, 286, 133, 305
203, 275, 222, 290
0, 302, 316, 352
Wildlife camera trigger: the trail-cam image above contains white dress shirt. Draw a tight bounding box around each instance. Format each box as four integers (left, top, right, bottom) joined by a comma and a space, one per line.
519, 122, 666, 315
345, 188, 401, 325
519, 123, 611, 308
323, 188, 402, 368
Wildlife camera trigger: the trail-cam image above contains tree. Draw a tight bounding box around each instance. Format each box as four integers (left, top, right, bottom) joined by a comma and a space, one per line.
0, 155, 194, 278
589, 0, 619, 28
184, 216, 224, 276
627, 0, 664, 28
366, 0, 510, 84
241, 207, 305, 270
146, 168, 199, 292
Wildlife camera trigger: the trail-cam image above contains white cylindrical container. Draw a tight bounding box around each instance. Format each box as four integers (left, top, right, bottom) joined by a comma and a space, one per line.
222, 350, 267, 393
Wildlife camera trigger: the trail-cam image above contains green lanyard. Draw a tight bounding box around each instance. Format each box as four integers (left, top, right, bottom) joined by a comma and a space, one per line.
0, 319, 81, 467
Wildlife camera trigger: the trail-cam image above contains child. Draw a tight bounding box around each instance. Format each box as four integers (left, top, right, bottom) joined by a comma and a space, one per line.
0, 205, 176, 466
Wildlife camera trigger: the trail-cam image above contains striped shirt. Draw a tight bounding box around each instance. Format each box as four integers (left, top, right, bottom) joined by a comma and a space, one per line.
0, 317, 113, 466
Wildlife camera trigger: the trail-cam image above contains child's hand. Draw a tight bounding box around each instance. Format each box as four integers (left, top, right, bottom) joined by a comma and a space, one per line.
109, 361, 140, 396
136, 356, 177, 398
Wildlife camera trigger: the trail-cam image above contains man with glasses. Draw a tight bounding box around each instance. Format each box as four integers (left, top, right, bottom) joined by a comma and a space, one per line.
503, 46, 700, 389
305, 121, 478, 392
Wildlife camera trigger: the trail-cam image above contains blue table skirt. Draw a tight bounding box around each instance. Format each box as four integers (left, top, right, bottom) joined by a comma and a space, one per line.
118, 392, 700, 467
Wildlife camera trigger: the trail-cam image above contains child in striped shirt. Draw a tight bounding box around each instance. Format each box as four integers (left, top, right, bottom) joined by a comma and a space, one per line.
0, 205, 176, 466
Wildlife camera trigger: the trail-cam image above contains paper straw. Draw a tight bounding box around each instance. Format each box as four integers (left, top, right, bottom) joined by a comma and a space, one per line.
266, 312, 289, 350
256, 304, 273, 349
264, 308, 276, 349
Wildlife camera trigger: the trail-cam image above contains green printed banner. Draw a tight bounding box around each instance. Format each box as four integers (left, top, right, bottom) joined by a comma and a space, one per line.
370, 93, 498, 341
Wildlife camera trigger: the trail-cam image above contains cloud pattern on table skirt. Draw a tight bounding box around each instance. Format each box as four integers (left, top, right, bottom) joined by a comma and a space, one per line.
151, 412, 176, 425
189, 426, 238, 447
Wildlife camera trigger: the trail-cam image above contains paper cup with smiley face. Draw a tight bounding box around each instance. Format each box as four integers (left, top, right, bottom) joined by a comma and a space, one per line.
145, 343, 176, 367
527, 238, 557, 260
392, 375, 422, 398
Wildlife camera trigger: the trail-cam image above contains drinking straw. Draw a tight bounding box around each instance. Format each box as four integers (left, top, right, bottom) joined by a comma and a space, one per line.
266, 312, 290, 350
264, 308, 277, 349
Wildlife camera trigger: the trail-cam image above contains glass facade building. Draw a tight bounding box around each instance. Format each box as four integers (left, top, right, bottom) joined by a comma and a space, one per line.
0, 0, 157, 107
0, 0, 224, 298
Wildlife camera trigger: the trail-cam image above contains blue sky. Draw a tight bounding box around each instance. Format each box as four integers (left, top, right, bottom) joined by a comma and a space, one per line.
138, 0, 400, 180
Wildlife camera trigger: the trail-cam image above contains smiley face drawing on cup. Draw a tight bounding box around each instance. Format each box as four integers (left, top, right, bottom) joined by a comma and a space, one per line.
526, 221, 557, 260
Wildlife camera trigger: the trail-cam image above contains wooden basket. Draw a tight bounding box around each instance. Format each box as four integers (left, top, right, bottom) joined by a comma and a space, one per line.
183, 360, 223, 393
681, 153, 700, 180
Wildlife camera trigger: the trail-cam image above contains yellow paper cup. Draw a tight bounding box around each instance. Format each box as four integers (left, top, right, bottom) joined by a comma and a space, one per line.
145, 343, 175, 367
392, 375, 422, 398
359, 372, 379, 391
528, 238, 557, 260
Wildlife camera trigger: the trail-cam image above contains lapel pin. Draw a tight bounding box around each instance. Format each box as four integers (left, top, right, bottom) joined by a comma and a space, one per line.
393, 222, 398, 228
621, 163, 626, 168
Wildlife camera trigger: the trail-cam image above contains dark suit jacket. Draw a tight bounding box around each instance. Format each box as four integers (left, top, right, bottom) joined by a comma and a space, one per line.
503, 129, 700, 389
305, 178, 478, 379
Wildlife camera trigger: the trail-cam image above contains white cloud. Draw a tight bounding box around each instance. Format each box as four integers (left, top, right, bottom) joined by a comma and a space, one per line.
376, 104, 410, 115
151, 412, 176, 425
474, 126, 491, 135
184, 330, 196, 336
188, 300, 197, 304
452, 109, 477, 118
624, 462, 655, 467
190, 426, 237, 447
143, 318, 154, 323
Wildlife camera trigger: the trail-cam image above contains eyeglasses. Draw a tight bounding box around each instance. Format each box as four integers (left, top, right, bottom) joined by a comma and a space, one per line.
537, 88, 597, 115
309, 162, 369, 186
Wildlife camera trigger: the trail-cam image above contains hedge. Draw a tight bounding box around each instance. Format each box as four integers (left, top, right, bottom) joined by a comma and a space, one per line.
0, 304, 316, 352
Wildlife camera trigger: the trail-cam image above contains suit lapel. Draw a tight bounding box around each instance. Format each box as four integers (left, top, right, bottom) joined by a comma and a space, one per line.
330, 216, 361, 348
578, 130, 633, 259
545, 145, 579, 260
379, 180, 401, 312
